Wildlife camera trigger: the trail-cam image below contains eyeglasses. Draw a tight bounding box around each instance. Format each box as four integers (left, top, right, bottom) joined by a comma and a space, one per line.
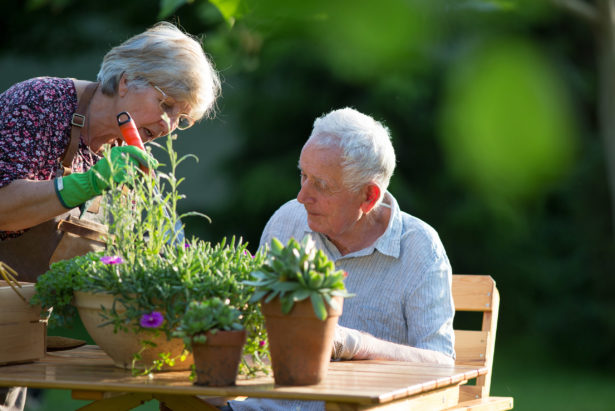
152, 84, 195, 130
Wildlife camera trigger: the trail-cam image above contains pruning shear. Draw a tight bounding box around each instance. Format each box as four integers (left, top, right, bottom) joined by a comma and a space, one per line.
116, 112, 185, 245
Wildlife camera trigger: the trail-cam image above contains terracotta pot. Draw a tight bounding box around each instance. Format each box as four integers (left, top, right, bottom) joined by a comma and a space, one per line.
73, 291, 192, 371
192, 329, 247, 386
262, 295, 343, 386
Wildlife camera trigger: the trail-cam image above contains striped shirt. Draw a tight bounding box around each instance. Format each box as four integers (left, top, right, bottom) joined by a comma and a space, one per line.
229, 193, 454, 411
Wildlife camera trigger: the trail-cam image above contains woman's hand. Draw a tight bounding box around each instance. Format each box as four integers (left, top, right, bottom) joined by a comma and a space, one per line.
55, 146, 158, 208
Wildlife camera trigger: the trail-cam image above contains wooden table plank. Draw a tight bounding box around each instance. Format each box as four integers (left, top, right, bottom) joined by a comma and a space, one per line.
0, 346, 487, 406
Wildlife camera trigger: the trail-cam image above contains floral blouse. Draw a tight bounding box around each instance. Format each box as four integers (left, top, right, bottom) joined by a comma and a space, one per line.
0, 77, 99, 240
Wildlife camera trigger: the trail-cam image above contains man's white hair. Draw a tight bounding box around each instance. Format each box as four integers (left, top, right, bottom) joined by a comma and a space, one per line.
305, 107, 396, 204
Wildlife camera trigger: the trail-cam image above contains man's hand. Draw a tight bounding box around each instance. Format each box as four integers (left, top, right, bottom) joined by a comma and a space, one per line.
331, 325, 364, 360
54, 145, 158, 208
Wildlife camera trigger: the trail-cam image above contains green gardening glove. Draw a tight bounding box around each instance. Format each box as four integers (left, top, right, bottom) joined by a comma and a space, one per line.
54, 145, 159, 209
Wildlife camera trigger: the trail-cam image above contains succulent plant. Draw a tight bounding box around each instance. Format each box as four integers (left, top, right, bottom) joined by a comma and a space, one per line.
246, 235, 353, 320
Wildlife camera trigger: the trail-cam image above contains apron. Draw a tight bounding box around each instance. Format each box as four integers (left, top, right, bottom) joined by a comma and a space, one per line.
0, 82, 106, 283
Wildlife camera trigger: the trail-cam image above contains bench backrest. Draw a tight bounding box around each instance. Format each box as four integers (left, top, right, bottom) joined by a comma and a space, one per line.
452, 274, 500, 401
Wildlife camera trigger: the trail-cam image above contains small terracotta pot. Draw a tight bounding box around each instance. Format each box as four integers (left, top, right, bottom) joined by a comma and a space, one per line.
192, 329, 247, 386
262, 296, 343, 386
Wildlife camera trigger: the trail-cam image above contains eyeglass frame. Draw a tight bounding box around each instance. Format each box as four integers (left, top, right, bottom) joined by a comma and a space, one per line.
151, 84, 195, 130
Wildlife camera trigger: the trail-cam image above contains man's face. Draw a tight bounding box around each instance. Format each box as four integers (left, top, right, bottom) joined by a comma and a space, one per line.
297, 143, 365, 241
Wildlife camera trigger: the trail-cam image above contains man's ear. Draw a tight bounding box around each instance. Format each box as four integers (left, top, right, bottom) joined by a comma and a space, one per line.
360, 183, 381, 214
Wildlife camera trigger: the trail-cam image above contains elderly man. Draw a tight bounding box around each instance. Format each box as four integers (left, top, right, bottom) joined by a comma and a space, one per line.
228, 107, 454, 411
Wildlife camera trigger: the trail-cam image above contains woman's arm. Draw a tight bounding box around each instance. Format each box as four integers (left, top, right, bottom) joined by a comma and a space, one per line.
0, 179, 67, 231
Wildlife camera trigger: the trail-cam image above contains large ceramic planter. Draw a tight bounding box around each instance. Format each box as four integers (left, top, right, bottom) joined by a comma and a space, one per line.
192, 329, 247, 386
73, 291, 192, 371
262, 296, 343, 386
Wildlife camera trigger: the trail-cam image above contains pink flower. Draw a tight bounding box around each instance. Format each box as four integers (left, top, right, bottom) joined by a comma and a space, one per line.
140, 311, 164, 328
100, 255, 123, 265
259, 340, 266, 347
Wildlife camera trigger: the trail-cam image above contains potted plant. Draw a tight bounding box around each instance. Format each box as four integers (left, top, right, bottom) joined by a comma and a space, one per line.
174, 297, 246, 386
31, 135, 269, 376
246, 235, 353, 385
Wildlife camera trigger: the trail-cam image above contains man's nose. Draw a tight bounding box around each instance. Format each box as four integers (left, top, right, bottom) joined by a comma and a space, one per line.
297, 183, 312, 205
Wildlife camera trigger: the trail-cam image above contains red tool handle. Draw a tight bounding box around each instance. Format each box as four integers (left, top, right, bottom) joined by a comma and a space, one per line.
117, 111, 148, 173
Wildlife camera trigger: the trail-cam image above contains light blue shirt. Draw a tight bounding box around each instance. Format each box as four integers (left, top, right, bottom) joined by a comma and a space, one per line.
230, 193, 455, 411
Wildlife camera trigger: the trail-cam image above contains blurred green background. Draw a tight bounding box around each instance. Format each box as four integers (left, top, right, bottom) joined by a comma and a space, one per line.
2, 0, 615, 409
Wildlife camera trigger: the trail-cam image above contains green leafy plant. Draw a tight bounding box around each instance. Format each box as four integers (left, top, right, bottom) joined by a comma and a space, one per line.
32, 134, 269, 376
246, 235, 353, 321
174, 297, 243, 348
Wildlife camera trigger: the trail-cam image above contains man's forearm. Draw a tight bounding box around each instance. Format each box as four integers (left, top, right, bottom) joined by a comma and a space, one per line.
353, 332, 454, 365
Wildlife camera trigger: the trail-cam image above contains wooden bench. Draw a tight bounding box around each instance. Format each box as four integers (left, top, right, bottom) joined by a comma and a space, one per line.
445, 274, 514, 411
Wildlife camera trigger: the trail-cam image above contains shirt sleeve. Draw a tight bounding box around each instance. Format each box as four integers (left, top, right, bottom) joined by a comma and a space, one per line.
0, 77, 74, 188
403, 234, 456, 359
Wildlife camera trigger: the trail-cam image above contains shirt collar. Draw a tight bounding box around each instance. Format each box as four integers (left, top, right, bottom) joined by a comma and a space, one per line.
301, 191, 403, 260
370, 192, 402, 258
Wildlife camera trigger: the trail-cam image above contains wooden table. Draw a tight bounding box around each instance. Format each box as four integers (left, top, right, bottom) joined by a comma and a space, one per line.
0, 346, 487, 410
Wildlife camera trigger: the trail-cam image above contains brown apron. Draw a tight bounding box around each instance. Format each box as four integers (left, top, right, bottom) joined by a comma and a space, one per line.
0, 82, 106, 283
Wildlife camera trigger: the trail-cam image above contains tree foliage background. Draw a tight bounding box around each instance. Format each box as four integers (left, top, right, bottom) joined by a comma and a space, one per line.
1, 0, 614, 372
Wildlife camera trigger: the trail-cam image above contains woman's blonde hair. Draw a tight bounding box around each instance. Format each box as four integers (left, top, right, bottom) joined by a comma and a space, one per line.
97, 21, 221, 121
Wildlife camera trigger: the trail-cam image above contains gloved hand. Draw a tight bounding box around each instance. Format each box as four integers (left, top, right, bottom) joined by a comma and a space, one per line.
54, 145, 158, 208
331, 325, 364, 360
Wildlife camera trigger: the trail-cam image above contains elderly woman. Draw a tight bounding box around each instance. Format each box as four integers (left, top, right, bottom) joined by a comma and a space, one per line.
227, 107, 454, 411
0, 21, 220, 283
0, 21, 220, 411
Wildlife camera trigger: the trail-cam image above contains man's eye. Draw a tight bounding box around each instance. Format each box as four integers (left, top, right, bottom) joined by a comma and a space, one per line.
315, 181, 328, 192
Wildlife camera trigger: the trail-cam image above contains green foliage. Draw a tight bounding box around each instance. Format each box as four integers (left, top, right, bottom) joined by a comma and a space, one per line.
174, 297, 243, 348
158, 0, 190, 19
32, 134, 268, 375
439, 38, 577, 204
30, 253, 100, 327
34, 237, 268, 374
246, 236, 353, 321
207, 0, 244, 25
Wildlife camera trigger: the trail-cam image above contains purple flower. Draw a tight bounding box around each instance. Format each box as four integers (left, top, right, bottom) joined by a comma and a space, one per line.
140, 311, 164, 328
259, 340, 266, 347
100, 255, 123, 265
184, 243, 190, 249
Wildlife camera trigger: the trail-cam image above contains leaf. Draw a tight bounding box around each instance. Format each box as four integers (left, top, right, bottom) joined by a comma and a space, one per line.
264, 290, 279, 303
281, 297, 295, 314
308, 271, 323, 288
272, 282, 301, 292
271, 259, 286, 274
295, 271, 307, 287
310, 293, 327, 321
158, 0, 189, 20
208, 0, 243, 25
322, 293, 339, 311
246, 270, 267, 280
179, 211, 211, 224
271, 237, 285, 253
249, 289, 269, 303
292, 288, 311, 302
